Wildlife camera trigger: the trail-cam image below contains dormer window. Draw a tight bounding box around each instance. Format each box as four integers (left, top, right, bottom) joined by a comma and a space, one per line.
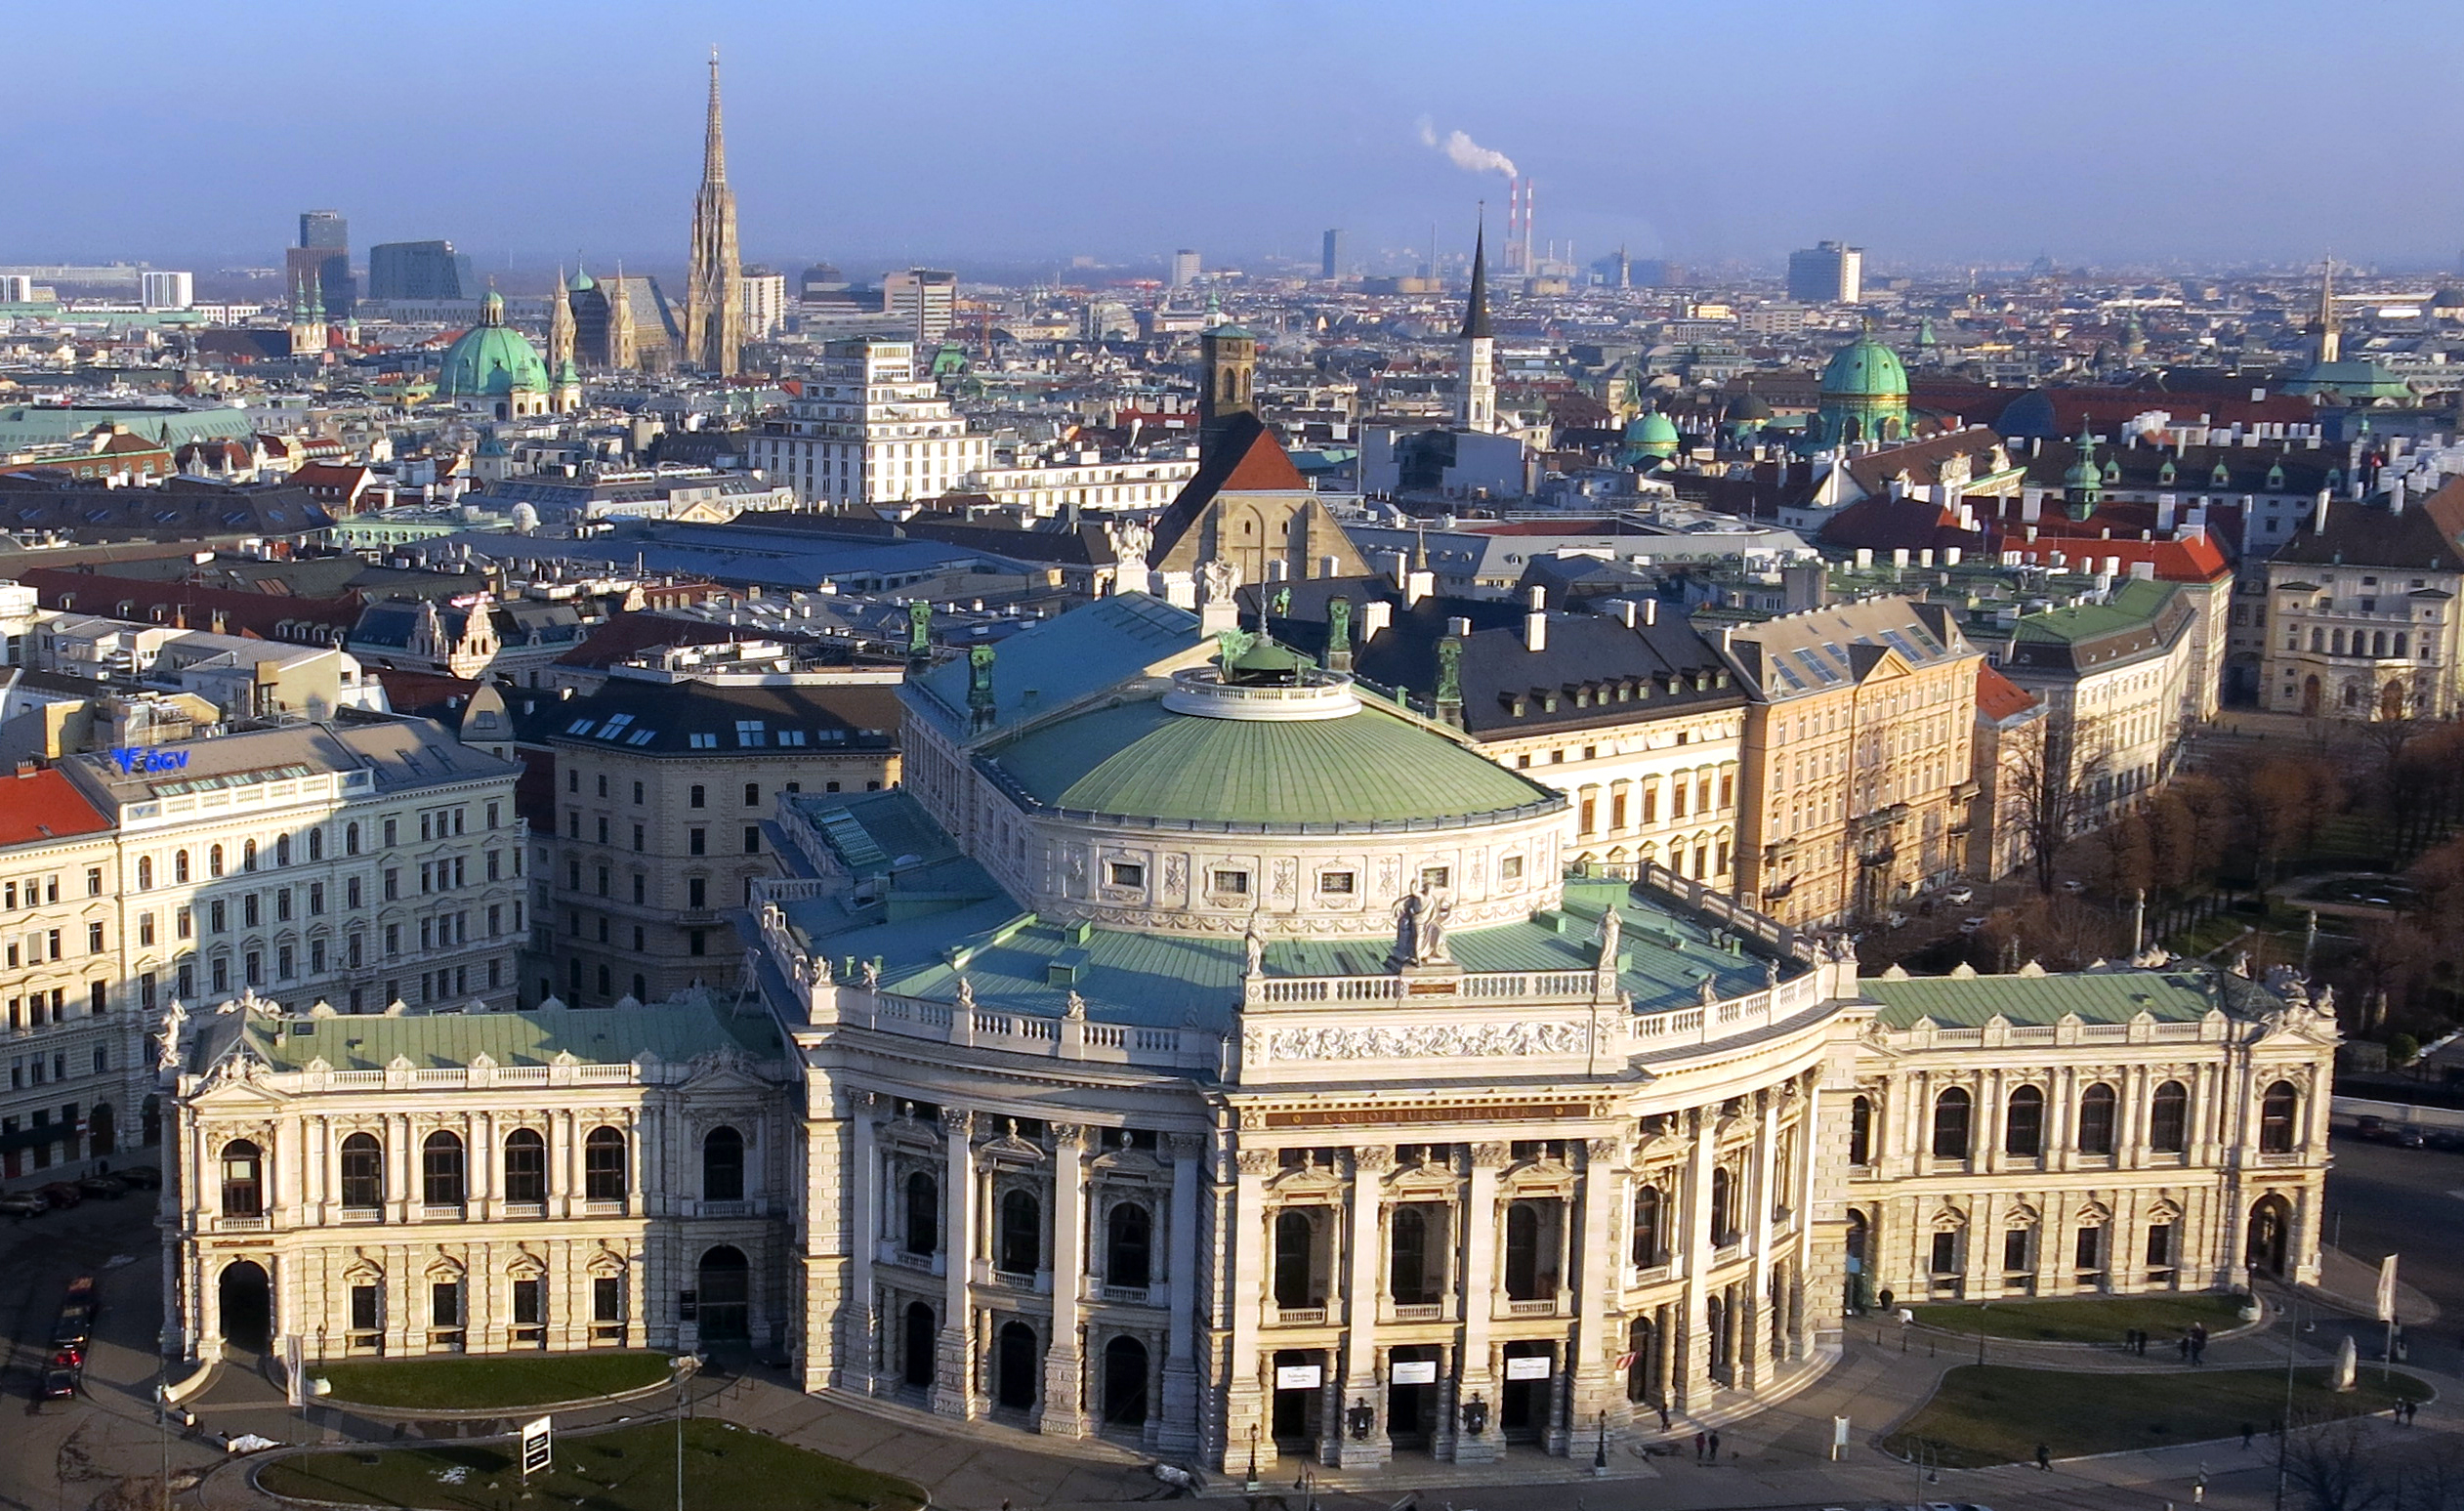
2158, 459, 2177, 484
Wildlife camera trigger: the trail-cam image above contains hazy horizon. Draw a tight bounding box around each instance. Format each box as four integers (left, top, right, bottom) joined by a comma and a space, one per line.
16, 0, 2464, 276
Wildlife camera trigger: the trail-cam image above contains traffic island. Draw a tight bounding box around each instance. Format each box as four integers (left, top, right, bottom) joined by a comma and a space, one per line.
256, 1418, 924, 1511
313, 1353, 678, 1412
1907, 1292, 2250, 1345
1884, 1364, 2431, 1467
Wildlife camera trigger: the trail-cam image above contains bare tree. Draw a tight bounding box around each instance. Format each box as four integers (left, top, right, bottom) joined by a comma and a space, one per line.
2011, 710, 2112, 895
2281, 1418, 2399, 1511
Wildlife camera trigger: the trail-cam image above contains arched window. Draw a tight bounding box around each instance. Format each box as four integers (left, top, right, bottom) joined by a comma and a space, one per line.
1708, 1168, 1734, 1243
1107, 1201, 1152, 1289
2078, 1083, 2118, 1155
2150, 1080, 2190, 1153
175, 850, 190, 884
274, 834, 291, 867
242, 839, 258, 872
208, 844, 225, 878
2260, 1080, 2300, 1154
904, 1171, 939, 1255
137, 857, 153, 891
702, 1125, 745, 1201
1273, 1210, 1315, 1308
584, 1126, 627, 1201
345, 822, 360, 856
308, 829, 324, 862
422, 1130, 466, 1206
998, 1190, 1041, 1274
2004, 1084, 2045, 1157
503, 1128, 546, 1202
220, 1138, 264, 1217
1848, 1095, 1873, 1166
1932, 1087, 1972, 1159
1630, 1185, 1662, 1265
339, 1131, 383, 1208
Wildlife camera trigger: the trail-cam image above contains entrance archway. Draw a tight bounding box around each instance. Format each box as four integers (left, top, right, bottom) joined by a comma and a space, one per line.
2382, 680, 2407, 721
141, 1094, 161, 1147
901, 1302, 936, 1389
218, 1259, 272, 1354
1624, 1317, 1659, 1406
1102, 1334, 1148, 1425
1499, 1340, 1553, 1443
1269, 1347, 1322, 1449
1845, 1209, 1873, 1313
695, 1245, 749, 1342
88, 1104, 114, 1157
995, 1322, 1038, 1410
2301, 676, 2322, 717
1387, 1343, 1438, 1448
2246, 1196, 2291, 1278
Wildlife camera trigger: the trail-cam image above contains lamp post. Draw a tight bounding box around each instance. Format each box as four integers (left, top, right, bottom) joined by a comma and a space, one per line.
1244, 1423, 1259, 1491
1594, 1408, 1608, 1473
669, 1355, 699, 1511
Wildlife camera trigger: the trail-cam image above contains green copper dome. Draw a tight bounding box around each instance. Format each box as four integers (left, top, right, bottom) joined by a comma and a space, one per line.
1819, 331, 1908, 400
986, 696, 1557, 828
1621, 409, 1681, 463
568, 267, 597, 292
437, 293, 550, 400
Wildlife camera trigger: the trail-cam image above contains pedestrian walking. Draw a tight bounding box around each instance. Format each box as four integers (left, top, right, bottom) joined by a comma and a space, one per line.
2178, 1335, 2192, 1362
1657, 1403, 1671, 1432
2036, 1443, 2052, 1471
1693, 1430, 1706, 1463
2241, 1422, 2255, 1449
1708, 1431, 1721, 1462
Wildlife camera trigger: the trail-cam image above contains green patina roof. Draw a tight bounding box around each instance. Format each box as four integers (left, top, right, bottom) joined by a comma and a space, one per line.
1863, 969, 2224, 1028
985, 694, 1559, 827
786, 874, 1790, 1033
437, 297, 550, 399
241, 997, 780, 1072
2010, 576, 2176, 645
1819, 332, 1908, 399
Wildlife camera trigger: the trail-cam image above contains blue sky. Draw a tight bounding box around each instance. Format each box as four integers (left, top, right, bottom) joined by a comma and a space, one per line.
16, 0, 2464, 274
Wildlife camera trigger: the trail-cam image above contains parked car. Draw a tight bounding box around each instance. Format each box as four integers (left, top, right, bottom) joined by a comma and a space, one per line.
1944, 886, 1976, 906
40, 1366, 78, 1400
35, 1182, 81, 1209
2059, 879, 2087, 894
2392, 1128, 2430, 1150
2355, 1114, 2388, 1139
76, 1173, 126, 1198
115, 1165, 161, 1190
0, 1191, 46, 1218
49, 1315, 89, 1349
1959, 915, 1990, 934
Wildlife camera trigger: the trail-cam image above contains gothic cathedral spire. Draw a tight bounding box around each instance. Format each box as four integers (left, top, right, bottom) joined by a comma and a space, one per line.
1455, 214, 1496, 433
685, 49, 744, 377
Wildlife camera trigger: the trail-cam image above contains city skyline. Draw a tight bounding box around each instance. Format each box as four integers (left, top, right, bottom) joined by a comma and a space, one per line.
16, 0, 2464, 273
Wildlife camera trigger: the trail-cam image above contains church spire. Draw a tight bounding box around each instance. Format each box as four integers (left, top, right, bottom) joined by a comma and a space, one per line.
1459, 213, 1493, 341
685, 49, 744, 376
2314, 257, 2342, 365
701, 48, 728, 188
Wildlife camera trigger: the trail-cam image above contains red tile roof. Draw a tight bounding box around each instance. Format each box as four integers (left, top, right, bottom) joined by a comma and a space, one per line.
0, 769, 111, 849
1976, 664, 2038, 723
2000, 530, 2231, 584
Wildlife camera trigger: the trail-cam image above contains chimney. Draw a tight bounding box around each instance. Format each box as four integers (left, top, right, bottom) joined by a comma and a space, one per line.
1404, 569, 1434, 607
2021, 485, 2044, 524
1524, 586, 1548, 652
1318, 555, 1339, 578
2391, 479, 2408, 515
1448, 614, 1473, 638
1360, 600, 1393, 640
1612, 599, 1637, 628
2315, 488, 2332, 533
1266, 558, 1290, 582
1643, 597, 1657, 626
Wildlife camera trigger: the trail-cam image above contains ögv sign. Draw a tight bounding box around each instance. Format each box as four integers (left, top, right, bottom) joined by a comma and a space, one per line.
108, 746, 189, 775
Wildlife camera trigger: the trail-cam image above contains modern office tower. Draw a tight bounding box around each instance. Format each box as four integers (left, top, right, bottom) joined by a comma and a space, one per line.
739, 266, 788, 340
366, 240, 473, 300
0, 275, 31, 303
1786, 240, 1863, 305
1170, 248, 1201, 288
683, 52, 744, 376
299, 210, 347, 250
799, 263, 850, 302
881, 269, 956, 343
1320, 230, 1346, 279
293, 210, 355, 318
749, 337, 988, 507
140, 271, 193, 310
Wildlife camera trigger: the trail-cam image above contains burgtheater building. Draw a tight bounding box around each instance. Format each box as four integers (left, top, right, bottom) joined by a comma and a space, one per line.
167, 592, 2336, 1477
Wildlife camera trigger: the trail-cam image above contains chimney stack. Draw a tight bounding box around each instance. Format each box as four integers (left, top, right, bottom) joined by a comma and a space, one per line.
1524, 586, 1548, 652
1360, 600, 1392, 641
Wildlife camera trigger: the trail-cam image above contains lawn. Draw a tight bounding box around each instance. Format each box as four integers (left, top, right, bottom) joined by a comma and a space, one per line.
316, 1353, 677, 1409
1909, 1292, 2246, 1344
1884, 1364, 2428, 1467
258, 1417, 923, 1511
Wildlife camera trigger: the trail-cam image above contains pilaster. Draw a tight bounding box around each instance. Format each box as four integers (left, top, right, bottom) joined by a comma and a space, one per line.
1335, 1145, 1391, 1469
1039, 1123, 1088, 1437
931, 1110, 976, 1419
1451, 1142, 1505, 1463
1157, 1133, 1204, 1453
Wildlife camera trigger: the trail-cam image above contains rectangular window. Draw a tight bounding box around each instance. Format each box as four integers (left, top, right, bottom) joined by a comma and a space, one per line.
743, 826, 761, 855
688, 878, 706, 909
689, 829, 706, 857
512, 1278, 543, 1326
689, 929, 707, 957
2002, 1228, 2029, 1274
1929, 1230, 1958, 1276
383, 869, 398, 902
1107, 861, 1146, 888
1419, 866, 1450, 890
2145, 1223, 2174, 1269
88, 983, 105, 1016
486, 801, 501, 829
2073, 1226, 2104, 1272
1318, 871, 1355, 894
351, 1285, 379, 1331
87, 922, 104, 953
431, 1282, 460, 1328
593, 1276, 622, 1322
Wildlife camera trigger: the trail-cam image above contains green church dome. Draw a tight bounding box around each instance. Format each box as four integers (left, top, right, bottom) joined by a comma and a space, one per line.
1819, 331, 1908, 400
987, 694, 1556, 828
438, 292, 550, 400
568, 267, 597, 292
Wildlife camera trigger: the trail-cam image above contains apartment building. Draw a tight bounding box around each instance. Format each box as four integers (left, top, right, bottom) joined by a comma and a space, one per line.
750, 339, 988, 508
1998, 577, 2204, 832
538, 673, 901, 1009
2261, 482, 2464, 721
61, 718, 530, 1023
0, 768, 140, 1176
1722, 596, 1984, 926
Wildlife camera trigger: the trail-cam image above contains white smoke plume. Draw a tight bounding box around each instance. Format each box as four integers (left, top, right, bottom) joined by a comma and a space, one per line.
1416, 116, 1517, 180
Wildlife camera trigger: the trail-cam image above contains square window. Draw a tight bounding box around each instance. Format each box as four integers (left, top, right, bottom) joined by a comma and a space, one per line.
1500, 855, 1524, 881
1420, 866, 1451, 890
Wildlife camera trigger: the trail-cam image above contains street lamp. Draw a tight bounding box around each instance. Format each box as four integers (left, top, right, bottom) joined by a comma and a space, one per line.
1594, 1408, 1608, 1472
669, 1355, 700, 1511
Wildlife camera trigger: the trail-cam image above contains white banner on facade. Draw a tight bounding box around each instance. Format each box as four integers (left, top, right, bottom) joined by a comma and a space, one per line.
1389, 1361, 1438, 1385
1274, 1364, 1322, 1391
2377, 1254, 2400, 1322
1504, 1355, 1551, 1380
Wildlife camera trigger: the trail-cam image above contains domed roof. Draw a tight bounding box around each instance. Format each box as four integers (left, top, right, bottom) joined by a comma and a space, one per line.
2434, 287, 2464, 308
1723, 392, 1775, 423
437, 293, 550, 400
1624, 410, 1682, 452
987, 693, 1556, 828
1994, 390, 2060, 440
567, 267, 597, 292
1819, 331, 1908, 400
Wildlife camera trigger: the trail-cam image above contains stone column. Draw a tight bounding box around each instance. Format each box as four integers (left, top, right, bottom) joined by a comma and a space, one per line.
1040, 1123, 1088, 1437
1741, 1093, 1778, 1390
2048, 1067, 2075, 1173
1223, 1148, 1274, 1478
835, 1090, 877, 1393
1792, 1078, 1822, 1357
1452, 1142, 1506, 1464
931, 1110, 976, 1419
1678, 1109, 1717, 1405
1336, 1146, 1392, 1469
1566, 1137, 1621, 1448
1158, 1133, 1205, 1454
